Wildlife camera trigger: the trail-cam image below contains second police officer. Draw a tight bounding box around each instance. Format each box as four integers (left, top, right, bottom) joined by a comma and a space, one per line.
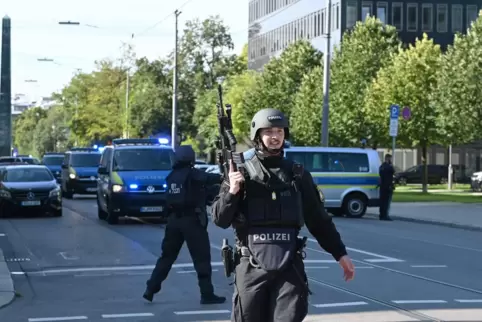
212, 108, 355, 322
143, 145, 226, 305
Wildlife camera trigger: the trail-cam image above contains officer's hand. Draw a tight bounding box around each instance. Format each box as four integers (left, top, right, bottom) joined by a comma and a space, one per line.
338, 255, 355, 282
228, 160, 244, 195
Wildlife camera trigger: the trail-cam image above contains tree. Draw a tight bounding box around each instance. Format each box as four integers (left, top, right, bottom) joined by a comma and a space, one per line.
13, 107, 48, 156
434, 14, 482, 145
32, 106, 70, 156
244, 40, 323, 121
364, 34, 441, 192
290, 66, 324, 146
330, 17, 401, 147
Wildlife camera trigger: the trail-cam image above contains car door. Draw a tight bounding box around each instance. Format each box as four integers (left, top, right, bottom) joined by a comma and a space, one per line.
97, 148, 112, 210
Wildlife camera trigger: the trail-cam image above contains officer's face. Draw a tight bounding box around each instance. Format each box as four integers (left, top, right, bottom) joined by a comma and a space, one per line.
259, 127, 285, 150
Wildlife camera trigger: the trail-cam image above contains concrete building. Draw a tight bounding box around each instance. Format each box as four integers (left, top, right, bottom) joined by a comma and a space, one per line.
248, 0, 482, 70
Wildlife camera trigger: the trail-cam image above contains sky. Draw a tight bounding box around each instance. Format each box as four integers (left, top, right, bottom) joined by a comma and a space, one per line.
3, 0, 249, 100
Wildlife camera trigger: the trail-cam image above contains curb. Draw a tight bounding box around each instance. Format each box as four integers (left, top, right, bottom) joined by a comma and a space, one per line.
0, 248, 15, 309
367, 214, 482, 232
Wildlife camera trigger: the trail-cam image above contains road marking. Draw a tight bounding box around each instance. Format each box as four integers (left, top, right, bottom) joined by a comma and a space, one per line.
411, 265, 447, 268
455, 299, 482, 303
174, 310, 230, 315
177, 269, 218, 274
28, 317, 88, 321
313, 301, 368, 308
392, 300, 447, 304
354, 266, 374, 269
0, 233, 6, 236
305, 266, 329, 269
307, 239, 404, 263
101, 313, 154, 318
11, 271, 25, 275
210, 244, 222, 250
59, 252, 79, 260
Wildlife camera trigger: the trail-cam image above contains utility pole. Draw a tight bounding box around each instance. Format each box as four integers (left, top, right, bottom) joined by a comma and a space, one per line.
125, 70, 130, 138
321, 0, 332, 147
171, 9, 181, 149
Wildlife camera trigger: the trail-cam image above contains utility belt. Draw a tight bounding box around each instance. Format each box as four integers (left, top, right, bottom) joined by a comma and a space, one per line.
169, 206, 201, 217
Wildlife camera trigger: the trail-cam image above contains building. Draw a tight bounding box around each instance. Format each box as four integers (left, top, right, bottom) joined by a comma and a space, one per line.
248, 0, 482, 70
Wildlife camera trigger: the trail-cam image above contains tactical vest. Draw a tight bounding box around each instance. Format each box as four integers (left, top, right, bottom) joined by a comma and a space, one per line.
165, 168, 193, 208
241, 153, 304, 229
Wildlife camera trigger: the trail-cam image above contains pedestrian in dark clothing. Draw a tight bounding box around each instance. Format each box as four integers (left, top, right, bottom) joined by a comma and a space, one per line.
143, 145, 226, 305
379, 154, 395, 221
211, 108, 355, 322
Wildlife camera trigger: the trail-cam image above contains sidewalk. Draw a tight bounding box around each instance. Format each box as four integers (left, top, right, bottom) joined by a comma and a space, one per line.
367, 202, 482, 231
0, 247, 14, 309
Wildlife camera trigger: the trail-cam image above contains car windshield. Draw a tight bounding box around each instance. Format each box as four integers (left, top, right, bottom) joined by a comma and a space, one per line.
22, 158, 41, 165
5, 168, 53, 182
113, 148, 173, 171
70, 153, 101, 167
42, 156, 64, 165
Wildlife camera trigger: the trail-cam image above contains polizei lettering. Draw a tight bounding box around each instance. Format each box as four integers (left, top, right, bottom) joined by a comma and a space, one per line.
253, 233, 290, 242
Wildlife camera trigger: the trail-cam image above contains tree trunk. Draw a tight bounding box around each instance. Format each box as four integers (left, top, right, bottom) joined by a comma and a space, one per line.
421, 142, 428, 193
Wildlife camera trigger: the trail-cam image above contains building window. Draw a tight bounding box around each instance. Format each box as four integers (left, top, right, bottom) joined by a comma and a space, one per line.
377, 2, 388, 24
436, 4, 448, 33
392, 2, 403, 30
422, 4, 433, 32
452, 5, 463, 32
346, 1, 357, 29
467, 5, 478, 28
362, 1, 372, 22
407, 3, 418, 32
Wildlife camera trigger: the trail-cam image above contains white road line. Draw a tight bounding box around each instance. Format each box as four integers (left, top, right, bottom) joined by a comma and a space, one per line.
210, 244, 222, 250
307, 239, 404, 262
313, 301, 368, 308
59, 252, 79, 260
28, 317, 88, 322
11, 271, 25, 275
174, 310, 230, 315
354, 266, 374, 269
455, 299, 482, 303
177, 269, 219, 274
410, 265, 447, 268
0, 233, 6, 236
392, 300, 447, 304
101, 313, 154, 318
305, 266, 329, 269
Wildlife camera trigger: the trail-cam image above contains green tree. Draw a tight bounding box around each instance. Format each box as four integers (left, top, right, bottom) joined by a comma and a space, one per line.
330, 17, 401, 147
244, 40, 323, 120
290, 66, 324, 146
32, 106, 70, 156
365, 34, 441, 191
13, 107, 48, 155
434, 14, 482, 145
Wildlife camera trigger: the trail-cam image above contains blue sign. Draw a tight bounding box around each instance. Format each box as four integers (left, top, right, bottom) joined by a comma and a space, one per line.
390, 104, 400, 119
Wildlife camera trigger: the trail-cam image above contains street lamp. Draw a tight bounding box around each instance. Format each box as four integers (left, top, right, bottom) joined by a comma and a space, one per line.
58, 21, 99, 28
25, 79, 37, 83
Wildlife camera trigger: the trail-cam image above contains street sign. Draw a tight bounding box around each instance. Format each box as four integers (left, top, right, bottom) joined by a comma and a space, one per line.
402, 106, 411, 120
389, 104, 399, 137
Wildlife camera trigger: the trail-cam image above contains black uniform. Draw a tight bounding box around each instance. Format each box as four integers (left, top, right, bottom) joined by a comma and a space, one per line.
144, 146, 226, 305
211, 150, 347, 322
379, 161, 395, 220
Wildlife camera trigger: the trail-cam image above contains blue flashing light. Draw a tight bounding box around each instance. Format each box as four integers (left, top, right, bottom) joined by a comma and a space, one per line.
93, 145, 98, 149
129, 184, 139, 189
158, 138, 169, 144
162, 183, 167, 189
98, 147, 105, 153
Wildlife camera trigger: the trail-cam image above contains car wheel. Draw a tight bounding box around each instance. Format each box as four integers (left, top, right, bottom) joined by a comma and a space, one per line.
106, 202, 118, 225
52, 208, 63, 217
342, 193, 367, 218
97, 198, 107, 220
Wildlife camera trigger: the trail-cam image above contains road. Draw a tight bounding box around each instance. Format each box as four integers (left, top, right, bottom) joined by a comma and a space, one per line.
1, 196, 482, 322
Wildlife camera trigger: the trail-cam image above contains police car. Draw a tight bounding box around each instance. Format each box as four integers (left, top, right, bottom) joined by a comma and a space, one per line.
42, 152, 65, 183
283, 145, 381, 218
96, 138, 174, 225
61, 148, 102, 198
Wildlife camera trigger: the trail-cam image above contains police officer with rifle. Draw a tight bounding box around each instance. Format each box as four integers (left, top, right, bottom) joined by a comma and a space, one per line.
143, 145, 226, 305
211, 96, 355, 321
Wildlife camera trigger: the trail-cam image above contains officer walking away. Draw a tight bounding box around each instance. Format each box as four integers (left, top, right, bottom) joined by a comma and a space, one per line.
211, 108, 355, 322
379, 153, 395, 221
143, 145, 226, 305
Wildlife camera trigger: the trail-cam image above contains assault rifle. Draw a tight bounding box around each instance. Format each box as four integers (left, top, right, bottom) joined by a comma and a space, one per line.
215, 84, 245, 180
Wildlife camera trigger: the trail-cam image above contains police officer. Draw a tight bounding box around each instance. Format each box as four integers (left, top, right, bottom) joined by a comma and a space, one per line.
211, 108, 355, 322
143, 145, 226, 305
379, 153, 395, 221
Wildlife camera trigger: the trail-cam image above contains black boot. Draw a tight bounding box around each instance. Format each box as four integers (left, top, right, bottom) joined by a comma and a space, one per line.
143, 286, 161, 302
379, 216, 393, 221
200, 293, 226, 305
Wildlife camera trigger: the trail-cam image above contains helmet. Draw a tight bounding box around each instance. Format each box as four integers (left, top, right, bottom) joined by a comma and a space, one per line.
170, 145, 195, 167
249, 108, 289, 141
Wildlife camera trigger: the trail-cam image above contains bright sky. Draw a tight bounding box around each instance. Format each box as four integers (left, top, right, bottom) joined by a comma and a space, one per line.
3, 0, 248, 100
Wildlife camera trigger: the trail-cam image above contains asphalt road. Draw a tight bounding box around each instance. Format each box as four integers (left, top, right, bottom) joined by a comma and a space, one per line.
0, 196, 482, 322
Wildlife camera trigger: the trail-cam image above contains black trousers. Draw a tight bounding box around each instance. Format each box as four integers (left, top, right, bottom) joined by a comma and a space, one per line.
379, 188, 393, 218
231, 255, 309, 322
146, 214, 214, 296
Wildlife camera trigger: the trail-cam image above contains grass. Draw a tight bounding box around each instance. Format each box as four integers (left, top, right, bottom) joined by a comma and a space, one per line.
396, 184, 471, 191
392, 191, 482, 203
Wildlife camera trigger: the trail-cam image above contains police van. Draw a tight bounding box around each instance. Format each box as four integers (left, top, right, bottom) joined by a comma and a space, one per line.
96, 138, 174, 225
283, 146, 381, 218
61, 148, 102, 198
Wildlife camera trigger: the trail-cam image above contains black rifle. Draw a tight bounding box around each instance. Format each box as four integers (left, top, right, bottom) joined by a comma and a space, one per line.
215, 84, 245, 180
221, 238, 234, 277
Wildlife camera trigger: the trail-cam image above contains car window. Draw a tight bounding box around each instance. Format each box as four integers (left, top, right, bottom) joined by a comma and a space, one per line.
113, 148, 173, 171
70, 154, 101, 167
4, 168, 53, 182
